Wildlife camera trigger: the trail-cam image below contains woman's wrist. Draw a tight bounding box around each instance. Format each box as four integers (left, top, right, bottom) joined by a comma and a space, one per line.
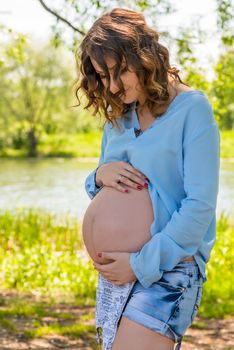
95, 166, 103, 188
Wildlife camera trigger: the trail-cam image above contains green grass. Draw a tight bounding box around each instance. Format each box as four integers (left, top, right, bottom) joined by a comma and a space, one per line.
0, 318, 16, 332
220, 130, 234, 159
0, 129, 233, 159
0, 293, 98, 347
199, 212, 234, 318
0, 208, 97, 303
38, 131, 103, 158
0, 131, 103, 158
24, 322, 95, 339
0, 300, 47, 318
0, 208, 233, 319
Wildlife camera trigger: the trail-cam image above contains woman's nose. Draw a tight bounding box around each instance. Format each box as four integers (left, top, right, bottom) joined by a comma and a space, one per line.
109, 77, 119, 94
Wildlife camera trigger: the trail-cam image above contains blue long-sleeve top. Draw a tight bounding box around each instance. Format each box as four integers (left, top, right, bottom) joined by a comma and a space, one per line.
84, 90, 220, 288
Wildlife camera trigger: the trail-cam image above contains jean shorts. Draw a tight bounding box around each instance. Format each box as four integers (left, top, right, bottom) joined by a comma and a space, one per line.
95, 260, 205, 350
121, 261, 205, 349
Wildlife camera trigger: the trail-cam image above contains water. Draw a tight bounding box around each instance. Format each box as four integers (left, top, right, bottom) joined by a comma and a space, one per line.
0, 158, 233, 221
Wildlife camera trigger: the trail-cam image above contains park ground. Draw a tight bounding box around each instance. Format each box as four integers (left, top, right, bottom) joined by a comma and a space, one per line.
0, 290, 233, 350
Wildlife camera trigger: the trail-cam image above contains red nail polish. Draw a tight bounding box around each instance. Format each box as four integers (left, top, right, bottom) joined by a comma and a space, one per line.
144, 183, 148, 188
137, 185, 143, 190
98, 253, 102, 257
125, 189, 129, 193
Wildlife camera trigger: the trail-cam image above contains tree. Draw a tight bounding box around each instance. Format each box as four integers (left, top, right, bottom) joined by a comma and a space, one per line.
211, 49, 234, 130
37, 1, 213, 91
216, 0, 234, 47
209, 1, 234, 129
36, 0, 175, 51
0, 35, 75, 156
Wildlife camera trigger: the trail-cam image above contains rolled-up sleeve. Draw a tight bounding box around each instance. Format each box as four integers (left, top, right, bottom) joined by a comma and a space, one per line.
130, 117, 220, 288
85, 122, 108, 199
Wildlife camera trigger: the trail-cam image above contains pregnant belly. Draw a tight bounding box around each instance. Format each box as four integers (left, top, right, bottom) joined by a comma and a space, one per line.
82, 184, 154, 264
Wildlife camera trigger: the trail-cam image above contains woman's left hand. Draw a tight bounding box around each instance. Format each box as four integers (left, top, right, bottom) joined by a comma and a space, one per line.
93, 252, 137, 286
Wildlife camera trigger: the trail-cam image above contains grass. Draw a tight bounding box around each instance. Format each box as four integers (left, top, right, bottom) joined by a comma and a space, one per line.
24, 322, 95, 339
38, 131, 103, 158
0, 291, 98, 347
0, 208, 233, 344
0, 208, 233, 319
0, 129, 233, 159
200, 212, 234, 318
220, 130, 234, 159
0, 131, 103, 158
0, 208, 97, 303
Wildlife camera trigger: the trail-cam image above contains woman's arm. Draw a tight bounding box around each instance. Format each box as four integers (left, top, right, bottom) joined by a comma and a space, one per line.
85, 122, 108, 199
130, 104, 220, 288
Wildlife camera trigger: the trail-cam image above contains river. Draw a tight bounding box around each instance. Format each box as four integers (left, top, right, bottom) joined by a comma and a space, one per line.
0, 158, 233, 221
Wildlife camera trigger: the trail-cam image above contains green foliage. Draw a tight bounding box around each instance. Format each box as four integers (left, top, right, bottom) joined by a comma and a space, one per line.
24, 322, 95, 339
0, 208, 233, 319
199, 212, 234, 318
183, 68, 211, 94
0, 30, 104, 157
211, 49, 234, 130
174, 28, 212, 97
0, 35, 83, 156
37, 0, 175, 50
220, 130, 234, 158
0, 208, 97, 300
4, 33, 28, 64
0, 318, 16, 332
0, 1, 234, 159
216, 0, 234, 46
0, 294, 98, 347
38, 130, 103, 157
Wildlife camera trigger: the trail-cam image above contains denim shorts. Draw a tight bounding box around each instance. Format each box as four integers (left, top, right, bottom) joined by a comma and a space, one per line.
121, 261, 205, 349
95, 260, 205, 350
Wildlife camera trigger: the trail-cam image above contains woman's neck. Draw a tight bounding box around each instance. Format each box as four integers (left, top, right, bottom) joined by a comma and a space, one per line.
137, 77, 179, 119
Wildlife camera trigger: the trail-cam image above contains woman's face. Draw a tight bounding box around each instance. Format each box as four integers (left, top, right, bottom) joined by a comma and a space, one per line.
90, 56, 145, 104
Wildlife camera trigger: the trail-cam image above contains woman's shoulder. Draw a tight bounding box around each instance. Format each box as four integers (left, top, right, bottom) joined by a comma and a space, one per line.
166, 82, 212, 124
179, 89, 217, 143
175, 84, 208, 103
172, 82, 212, 116
184, 90, 214, 123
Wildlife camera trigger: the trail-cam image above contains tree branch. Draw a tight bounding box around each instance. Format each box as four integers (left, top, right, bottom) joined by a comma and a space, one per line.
37, 0, 85, 36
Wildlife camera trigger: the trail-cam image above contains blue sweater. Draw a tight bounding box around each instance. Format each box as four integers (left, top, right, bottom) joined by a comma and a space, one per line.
85, 91, 220, 288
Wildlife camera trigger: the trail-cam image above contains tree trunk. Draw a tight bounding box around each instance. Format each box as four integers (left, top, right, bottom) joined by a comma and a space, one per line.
27, 128, 38, 157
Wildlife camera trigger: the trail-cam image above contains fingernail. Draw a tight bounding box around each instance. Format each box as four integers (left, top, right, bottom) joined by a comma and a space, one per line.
143, 183, 148, 188
145, 177, 150, 182
98, 253, 102, 257
137, 185, 143, 190
125, 189, 129, 193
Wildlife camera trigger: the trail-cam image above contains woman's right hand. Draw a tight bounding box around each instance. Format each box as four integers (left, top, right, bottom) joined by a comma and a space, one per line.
95, 161, 149, 193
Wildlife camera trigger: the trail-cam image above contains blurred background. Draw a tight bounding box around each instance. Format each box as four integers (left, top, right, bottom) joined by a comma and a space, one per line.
0, 1, 233, 349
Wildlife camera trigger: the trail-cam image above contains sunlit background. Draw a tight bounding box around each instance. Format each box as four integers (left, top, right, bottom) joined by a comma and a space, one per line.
0, 1, 233, 348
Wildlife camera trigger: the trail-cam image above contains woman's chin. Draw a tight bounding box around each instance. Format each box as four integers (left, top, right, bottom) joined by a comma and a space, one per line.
121, 92, 136, 104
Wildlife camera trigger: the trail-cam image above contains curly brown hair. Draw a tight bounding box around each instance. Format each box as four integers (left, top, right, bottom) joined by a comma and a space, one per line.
74, 7, 189, 127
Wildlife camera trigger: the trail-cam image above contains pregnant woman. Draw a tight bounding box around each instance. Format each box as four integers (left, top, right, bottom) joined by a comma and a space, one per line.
77, 8, 220, 350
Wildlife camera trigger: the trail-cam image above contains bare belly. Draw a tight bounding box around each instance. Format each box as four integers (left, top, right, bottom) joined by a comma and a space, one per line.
82, 184, 154, 264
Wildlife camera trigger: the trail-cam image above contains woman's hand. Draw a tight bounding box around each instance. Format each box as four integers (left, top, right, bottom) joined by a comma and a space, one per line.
95, 160, 149, 193
93, 252, 137, 286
